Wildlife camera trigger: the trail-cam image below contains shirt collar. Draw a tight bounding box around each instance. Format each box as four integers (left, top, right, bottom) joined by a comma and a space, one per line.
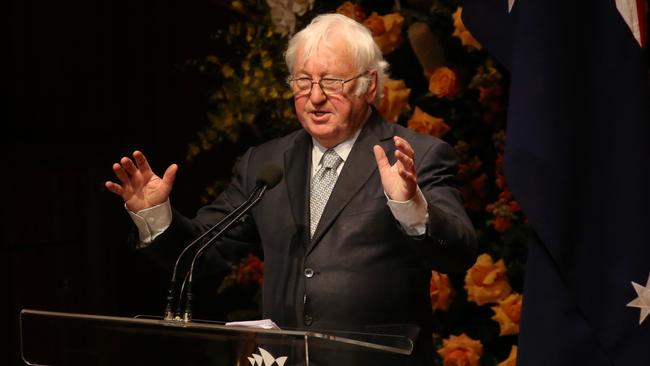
311, 127, 362, 172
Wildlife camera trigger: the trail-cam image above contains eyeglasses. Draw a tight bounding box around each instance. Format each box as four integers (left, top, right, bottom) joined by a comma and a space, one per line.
288, 73, 367, 96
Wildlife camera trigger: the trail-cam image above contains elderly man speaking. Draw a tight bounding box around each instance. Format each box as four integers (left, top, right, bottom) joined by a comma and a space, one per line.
106, 13, 477, 365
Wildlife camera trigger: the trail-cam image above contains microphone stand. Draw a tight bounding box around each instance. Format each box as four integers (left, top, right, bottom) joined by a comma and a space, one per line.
178, 184, 269, 322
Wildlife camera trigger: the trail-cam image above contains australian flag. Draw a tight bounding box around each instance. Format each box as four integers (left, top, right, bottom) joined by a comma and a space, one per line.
461, 0, 650, 365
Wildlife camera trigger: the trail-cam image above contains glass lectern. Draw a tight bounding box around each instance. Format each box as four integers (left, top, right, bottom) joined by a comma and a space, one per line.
20, 309, 418, 366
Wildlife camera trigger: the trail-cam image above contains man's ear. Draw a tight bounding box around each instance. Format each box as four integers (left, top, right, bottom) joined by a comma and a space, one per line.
364, 72, 378, 103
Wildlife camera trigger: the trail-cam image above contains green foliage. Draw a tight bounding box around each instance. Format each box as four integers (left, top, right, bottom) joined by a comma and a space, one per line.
183, 18, 298, 162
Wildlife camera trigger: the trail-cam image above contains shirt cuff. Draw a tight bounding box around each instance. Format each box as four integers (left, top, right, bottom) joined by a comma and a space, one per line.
385, 187, 429, 236
126, 199, 173, 247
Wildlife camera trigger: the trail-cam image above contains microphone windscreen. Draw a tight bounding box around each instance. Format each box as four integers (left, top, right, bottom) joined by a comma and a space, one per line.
256, 162, 283, 189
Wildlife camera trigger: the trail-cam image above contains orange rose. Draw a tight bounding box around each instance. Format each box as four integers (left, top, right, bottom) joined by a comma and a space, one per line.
452, 7, 482, 51
429, 66, 461, 99
437, 334, 483, 366
464, 253, 512, 305
430, 271, 454, 311
363, 12, 385, 36
491, 293, 522, 335
498, 345, 518, 366
378, 78, 411, 123
364, 12, 404, 54
407, 107, 450, 138
336, 1, 366, 22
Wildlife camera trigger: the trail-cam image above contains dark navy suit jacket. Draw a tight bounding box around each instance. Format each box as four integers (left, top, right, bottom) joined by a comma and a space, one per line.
142, 109, 477, 364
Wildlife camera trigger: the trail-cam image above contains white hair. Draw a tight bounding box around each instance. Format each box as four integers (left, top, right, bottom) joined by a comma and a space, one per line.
284, 13, 389, 104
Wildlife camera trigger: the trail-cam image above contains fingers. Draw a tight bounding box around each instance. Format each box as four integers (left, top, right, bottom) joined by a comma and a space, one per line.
375, 139, 416, 173
114, 151, 151, 184
373, 145, 390, 171
120, 156, 138, 177
394, 136, 415, 173
109, 152, 144, 198
162, 164, 178, 186
133, 150, 153, 174
397, 166, 416, 183
394, 136, 415, 158
395, 149, 414, 172
112, 162, 131, 185
105, 181, 123, 195
375, 140, 417, 201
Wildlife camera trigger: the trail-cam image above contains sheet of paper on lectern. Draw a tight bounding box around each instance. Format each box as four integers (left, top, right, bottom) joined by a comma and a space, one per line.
225, 319, 280, 330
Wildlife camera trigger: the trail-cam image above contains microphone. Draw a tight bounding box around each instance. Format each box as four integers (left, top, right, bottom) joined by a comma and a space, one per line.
255, 162, 284, 191
164, 162, 283, 322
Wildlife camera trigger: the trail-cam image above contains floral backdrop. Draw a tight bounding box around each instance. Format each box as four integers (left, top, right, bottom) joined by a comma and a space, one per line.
181, 1, 530, 365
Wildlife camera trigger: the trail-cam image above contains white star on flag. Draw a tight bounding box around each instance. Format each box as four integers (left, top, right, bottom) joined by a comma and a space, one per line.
627, 273, 650, 325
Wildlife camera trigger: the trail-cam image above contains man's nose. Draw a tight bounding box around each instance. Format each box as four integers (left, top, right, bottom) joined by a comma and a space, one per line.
309, 83, 327, 104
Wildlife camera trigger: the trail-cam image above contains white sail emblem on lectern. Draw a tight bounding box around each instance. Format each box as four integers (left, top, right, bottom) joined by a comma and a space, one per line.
247, 347, 288, 366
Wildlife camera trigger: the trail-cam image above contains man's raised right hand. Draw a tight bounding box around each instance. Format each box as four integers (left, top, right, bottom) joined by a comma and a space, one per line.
105, 150, 177, 213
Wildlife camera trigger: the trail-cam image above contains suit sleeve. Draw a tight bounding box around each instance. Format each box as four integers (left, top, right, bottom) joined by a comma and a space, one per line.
414, 140, 478, 274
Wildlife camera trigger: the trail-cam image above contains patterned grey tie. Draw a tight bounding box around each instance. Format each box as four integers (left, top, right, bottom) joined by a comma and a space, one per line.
310, 149, 343, 237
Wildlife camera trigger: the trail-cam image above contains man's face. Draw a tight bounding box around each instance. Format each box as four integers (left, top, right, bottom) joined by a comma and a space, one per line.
292, 36, 376, 148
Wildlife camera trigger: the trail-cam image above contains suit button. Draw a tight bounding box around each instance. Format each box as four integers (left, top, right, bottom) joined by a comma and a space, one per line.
304, 268, 314, 278
304, 314, 313, 326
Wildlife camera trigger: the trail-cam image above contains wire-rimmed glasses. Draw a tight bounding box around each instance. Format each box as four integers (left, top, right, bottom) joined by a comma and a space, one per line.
288, 73, 367, 96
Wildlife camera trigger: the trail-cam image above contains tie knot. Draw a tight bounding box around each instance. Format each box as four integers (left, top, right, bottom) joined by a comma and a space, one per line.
321, 149, 342, 170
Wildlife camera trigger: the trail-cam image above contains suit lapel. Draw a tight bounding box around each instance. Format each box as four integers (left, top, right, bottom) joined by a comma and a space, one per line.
308, 110, 396, 253
284, 130, 312, 242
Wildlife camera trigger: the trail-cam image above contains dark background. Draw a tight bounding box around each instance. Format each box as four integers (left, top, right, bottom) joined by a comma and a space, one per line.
6, 0, 247, 364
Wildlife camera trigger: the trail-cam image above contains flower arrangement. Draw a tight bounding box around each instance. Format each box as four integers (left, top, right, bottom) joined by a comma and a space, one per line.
185, 0, 530, 364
